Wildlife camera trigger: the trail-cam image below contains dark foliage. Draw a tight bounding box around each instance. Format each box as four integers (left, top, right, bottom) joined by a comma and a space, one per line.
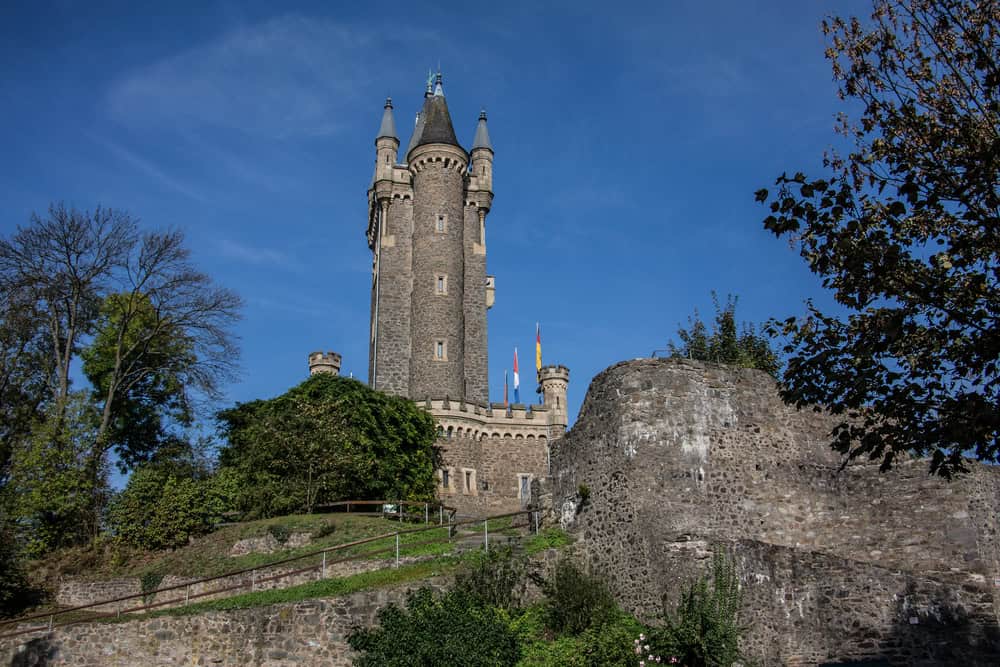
755, 0, 1000, 475
348, 586, 521, 667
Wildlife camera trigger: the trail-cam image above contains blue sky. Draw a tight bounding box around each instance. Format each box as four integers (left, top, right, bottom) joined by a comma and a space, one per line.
1, 0, 870, 431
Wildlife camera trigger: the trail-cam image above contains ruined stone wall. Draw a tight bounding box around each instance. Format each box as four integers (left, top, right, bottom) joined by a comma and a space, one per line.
549, 357, 1000, 665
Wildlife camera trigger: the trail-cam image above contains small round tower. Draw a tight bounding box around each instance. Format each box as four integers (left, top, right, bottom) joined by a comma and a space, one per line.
308, 351, 342, 376
373, 97, 399, 196
538, 365, 570, 435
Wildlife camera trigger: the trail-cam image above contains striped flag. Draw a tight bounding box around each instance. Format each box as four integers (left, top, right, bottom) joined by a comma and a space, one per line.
535, 322, 542, 372
504, 369, 509, 408
513, 347, 520, 404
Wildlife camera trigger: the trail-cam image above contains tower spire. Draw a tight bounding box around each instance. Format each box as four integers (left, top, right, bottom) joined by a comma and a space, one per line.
434, 70, 444, 97
472, 108, 492, 151
376, 97, 397, 140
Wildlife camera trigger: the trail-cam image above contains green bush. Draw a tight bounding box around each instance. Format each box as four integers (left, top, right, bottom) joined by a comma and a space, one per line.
649, 551, 744, 667
540, 560, 616, 637
348, 586, 521, 666
514, 605, 645, 667
454, 547, 526, 612
217, 375, 439, 519
106, 465, 231, 551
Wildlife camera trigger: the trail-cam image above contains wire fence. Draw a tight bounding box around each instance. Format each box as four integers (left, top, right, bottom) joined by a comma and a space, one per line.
0, 502, 541, 641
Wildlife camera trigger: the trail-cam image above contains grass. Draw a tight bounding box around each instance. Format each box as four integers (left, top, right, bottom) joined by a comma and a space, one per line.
142, 555, 464, 618
42, 513, 456, 585
523, 527, 572, 555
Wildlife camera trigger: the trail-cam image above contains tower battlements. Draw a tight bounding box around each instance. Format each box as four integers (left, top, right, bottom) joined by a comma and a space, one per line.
308, 351, 342, 375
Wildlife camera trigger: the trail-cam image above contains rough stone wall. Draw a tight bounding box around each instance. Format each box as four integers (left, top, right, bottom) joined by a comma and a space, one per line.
370, 196, 413, 396
55, 580, 141, 612
53, 557, 428, 612
408, 148, 467, 401
549, 357, 1000, 666
4, 580, 449, 667
462, 201, 488, 404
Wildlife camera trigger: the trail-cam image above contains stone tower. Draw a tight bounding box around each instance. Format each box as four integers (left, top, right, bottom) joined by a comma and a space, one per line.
308, 351, 342, 375
538, 365, 570, 434
367, 73, 494, 404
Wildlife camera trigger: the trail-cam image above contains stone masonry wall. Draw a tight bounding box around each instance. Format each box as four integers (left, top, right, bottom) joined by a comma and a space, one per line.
438, 431, 548, 516
549, 358, 1000, 666
462, 200, 488, 404
408, 148, 467, 401
4, 580, 450, 667
54, 557, 428, 612
370, 196, 413, 397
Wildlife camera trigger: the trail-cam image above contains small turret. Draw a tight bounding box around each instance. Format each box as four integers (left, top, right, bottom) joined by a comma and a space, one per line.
470, 109, 493, 209
538, 365, 570, 435
374, 98, 399, 190
308, 351, 342, 376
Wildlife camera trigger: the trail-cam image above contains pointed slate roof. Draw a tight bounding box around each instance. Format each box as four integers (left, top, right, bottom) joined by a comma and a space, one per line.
376, 97, 397, 140
407, 72, 462, 159
471, 109, 492, 151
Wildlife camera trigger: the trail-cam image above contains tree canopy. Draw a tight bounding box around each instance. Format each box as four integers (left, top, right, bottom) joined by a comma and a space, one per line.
217, 374, 439, 518
755, 0, 1000, 475
667, 293, 781, 377
0, 203, 242, 552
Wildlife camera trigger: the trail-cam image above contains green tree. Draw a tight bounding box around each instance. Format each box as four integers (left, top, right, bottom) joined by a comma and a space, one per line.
668, 292, 781, 377
755, 0, 1000, 475
6, 393, 107, 556
0, 206, 241, 553
217, 374, 439, 518
106, 462, 233, 551
348, 587, 521, 667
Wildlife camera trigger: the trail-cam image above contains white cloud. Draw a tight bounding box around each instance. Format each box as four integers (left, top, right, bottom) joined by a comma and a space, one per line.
106, 15, 443, 139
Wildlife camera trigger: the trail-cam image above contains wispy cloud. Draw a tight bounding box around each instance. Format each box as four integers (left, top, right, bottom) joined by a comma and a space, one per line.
106, 15, 443, 139
93, 135, 207, 202
219, 238, 297, 268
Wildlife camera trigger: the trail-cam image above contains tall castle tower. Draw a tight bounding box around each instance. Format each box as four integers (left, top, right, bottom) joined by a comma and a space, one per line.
367, 73, 493, 404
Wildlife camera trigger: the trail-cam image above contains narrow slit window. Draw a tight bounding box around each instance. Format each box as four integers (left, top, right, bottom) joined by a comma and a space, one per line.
436, 214, 446, 233
435, 340, 446, 360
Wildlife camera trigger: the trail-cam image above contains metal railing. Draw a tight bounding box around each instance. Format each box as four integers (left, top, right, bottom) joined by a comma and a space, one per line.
0, 503, 541, 641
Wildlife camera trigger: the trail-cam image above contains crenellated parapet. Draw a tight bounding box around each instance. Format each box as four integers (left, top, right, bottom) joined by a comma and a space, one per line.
308, 351, 342, 376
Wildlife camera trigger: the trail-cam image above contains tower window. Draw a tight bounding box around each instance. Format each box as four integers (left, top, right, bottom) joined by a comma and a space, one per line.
436, 214, 447, 233
434, 340, 447, 361
441, 469, 449, 487
435, 274, 447, 295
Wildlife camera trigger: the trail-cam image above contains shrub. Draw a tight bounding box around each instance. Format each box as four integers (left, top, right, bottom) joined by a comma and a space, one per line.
312, 522, 337, 539
649, 551, 744, 667
106, 466, 231, 551
454, 546, 526, 612
540, 560, 616, 637
267, 524, 291, 545
348, 586, 521, 666
514, 604, 646, 667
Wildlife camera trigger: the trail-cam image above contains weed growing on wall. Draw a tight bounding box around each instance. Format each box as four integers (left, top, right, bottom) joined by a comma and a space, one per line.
649, 551, 744, 667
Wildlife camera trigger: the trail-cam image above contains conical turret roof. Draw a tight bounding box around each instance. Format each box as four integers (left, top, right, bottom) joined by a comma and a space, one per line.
471, 109, 492, 151
376, 98, 397, 140
407, 72, 462, 159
